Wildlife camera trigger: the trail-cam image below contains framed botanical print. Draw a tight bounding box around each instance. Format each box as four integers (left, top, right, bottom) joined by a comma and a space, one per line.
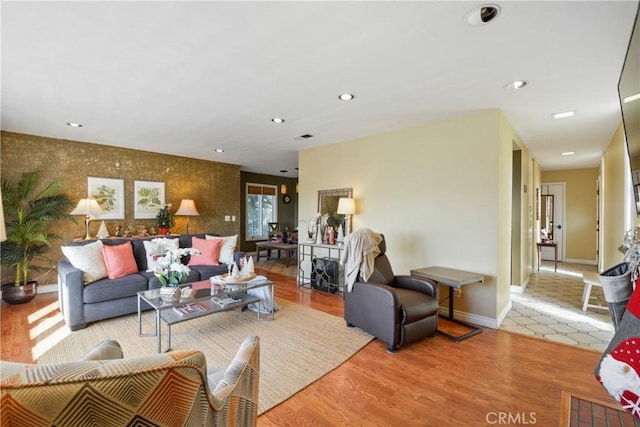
88, 177, 125, 219
134, 180, 165, 219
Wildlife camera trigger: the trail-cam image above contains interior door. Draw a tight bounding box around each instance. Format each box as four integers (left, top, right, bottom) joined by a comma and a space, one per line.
541, 183, 565, 262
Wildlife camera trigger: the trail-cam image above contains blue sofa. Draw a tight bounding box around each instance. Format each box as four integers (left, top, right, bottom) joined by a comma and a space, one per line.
57, 233, 243, 331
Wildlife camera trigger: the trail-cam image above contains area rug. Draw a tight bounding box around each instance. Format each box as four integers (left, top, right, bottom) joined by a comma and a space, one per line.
36, 299, 373, 414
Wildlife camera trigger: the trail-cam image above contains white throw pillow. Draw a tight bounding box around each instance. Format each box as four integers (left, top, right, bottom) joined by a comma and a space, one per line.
61, 240, 108, 284
143, 238, 179, 271
206, 234, 237, 265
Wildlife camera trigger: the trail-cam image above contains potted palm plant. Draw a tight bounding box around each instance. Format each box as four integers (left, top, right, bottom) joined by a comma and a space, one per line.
1, 171, 75, 304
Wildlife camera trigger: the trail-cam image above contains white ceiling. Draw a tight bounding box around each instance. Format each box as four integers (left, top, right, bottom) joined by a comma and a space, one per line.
2, 1, 638, 178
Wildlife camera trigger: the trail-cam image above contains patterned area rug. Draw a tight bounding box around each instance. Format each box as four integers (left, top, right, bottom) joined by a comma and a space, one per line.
36, 299, 372, 414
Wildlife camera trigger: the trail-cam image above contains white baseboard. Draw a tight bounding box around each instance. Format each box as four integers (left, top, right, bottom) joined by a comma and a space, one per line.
510, 276, 530, 294
496, 299, 513, 327
564, 258, 597, 265
439, 307, 498, 330
39, 284, 57, 294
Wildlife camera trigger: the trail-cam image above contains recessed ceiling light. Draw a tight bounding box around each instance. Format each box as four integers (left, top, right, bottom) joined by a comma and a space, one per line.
215, 148, 224, 153
624, 93, 640, 103
465, 4, 501, 26
507, 80, 528, 90
271, 118, 285, 123
562, 151, 575, 156
552, 111, 575, 119
66, 122, 83, 127
338, 93, 355, 101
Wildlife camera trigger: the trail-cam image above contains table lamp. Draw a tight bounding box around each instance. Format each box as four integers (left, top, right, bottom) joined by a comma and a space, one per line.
175, 199, 200, 234
337, 197, 355, 236
70, 198, 104, 239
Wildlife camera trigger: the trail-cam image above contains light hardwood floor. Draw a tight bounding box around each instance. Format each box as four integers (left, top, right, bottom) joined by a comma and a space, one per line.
0, 269, 618, 426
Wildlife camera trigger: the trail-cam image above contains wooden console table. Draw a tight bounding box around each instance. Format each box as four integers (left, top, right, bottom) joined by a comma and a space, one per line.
410, 266, 484, 342
537, 241, 558, 272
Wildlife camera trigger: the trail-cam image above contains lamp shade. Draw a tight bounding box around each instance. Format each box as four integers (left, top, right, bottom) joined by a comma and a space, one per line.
70, 198, 103, 218
337, 197, 355, 215
175, 199, 200, 216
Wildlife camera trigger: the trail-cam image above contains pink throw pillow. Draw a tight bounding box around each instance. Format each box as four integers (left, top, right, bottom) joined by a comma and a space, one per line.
188, 237, 222, 266
102, 243, 139, 279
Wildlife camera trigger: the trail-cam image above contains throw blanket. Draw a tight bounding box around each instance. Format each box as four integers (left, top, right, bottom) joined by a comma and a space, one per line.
340, 228, 383, 292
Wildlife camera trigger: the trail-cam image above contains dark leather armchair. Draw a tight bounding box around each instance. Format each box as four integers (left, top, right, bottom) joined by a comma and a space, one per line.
344, 236, 439, 352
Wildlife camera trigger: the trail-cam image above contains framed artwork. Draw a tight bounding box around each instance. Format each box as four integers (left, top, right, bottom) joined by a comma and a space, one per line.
134, 180, 165, 219
88, 177, 125, 219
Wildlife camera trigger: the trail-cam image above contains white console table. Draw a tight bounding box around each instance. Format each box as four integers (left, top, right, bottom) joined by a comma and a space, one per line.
298, 242, 345, 294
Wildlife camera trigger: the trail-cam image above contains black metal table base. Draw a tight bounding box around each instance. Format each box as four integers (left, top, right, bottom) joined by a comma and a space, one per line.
438, 287, 482, 342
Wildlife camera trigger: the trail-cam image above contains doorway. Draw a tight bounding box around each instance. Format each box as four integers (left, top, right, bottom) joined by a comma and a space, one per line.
540, 182, 566, 263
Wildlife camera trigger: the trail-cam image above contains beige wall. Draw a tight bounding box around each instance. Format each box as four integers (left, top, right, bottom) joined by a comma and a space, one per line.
602, 122, 629, 267
1, 131, 242, 285
541, 168, 599, 263
300, 110, 524, 322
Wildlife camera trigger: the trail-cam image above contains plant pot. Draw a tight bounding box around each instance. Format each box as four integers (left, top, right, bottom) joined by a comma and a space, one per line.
1, 281, 38, 305
159, 286, 180, 302
159, 227, 171, 236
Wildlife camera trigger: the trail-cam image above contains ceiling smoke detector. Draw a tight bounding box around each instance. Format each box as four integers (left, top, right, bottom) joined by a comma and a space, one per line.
465, 4, 501, 26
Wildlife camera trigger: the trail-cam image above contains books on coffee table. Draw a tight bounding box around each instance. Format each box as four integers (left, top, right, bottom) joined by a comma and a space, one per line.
212, 296, 241, 307
173, 303, 206, 317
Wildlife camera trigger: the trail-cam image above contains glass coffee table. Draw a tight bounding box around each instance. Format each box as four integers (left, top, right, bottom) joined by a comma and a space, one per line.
137, 278, 274, 353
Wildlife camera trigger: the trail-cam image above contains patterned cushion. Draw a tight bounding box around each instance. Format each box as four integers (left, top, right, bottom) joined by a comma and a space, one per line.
0, 336, 260, 426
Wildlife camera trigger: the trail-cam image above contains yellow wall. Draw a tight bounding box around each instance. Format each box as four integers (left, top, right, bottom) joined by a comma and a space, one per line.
602, 122, 629, 267
300, 110, 524, 322
541, 168, 599, 263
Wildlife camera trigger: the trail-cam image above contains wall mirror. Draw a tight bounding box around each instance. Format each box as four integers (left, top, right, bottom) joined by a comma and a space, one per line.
540, 194, 554, 241
318, 187, 353, 230
619, 7, 640, 215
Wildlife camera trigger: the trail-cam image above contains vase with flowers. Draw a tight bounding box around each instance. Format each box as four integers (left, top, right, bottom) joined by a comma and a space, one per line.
153, 247, 201, 301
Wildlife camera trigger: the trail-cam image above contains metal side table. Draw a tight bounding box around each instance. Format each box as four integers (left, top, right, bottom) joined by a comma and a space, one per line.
410, 266, 484, 342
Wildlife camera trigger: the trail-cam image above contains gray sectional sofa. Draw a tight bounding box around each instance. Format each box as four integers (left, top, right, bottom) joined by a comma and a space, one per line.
58, 233, 243, 331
